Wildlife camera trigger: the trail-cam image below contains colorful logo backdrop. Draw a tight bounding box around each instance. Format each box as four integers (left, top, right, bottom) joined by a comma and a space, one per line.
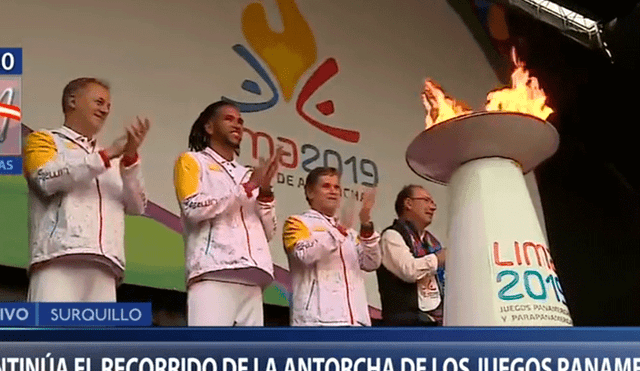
222, 0, 360, 143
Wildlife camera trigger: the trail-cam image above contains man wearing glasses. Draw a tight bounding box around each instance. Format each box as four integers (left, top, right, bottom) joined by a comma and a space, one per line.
377, 185, 446, 326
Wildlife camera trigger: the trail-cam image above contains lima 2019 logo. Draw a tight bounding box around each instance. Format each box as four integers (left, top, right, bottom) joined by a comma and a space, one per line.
220, 0, 379, 189
221, 0, 360, 143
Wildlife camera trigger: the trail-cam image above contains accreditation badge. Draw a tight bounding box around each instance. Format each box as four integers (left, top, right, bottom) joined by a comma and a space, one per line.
417, 274, 441, 312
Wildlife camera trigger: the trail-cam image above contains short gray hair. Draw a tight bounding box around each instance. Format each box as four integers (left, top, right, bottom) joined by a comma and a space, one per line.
62, 77, 110, 114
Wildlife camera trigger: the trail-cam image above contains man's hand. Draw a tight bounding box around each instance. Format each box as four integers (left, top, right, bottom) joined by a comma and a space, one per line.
358, 187, 376, 225
123, 117, 151, 157
103, 135, 127, 159
249, 147, 286, 191
339, 193, 357, 230
260, 147, 286, 191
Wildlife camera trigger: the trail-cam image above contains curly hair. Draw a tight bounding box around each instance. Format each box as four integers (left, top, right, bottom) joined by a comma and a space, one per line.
188, 101, 238, 152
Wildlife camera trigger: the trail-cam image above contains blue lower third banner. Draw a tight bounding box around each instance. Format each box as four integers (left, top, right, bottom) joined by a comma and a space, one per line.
0, 156, 22, 175
0, 303, 152, 326
1, 341, 640, 371
0, 303, 36, 326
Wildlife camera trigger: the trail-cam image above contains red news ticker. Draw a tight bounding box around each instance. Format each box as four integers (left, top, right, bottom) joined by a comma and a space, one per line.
0, 102, 21, 121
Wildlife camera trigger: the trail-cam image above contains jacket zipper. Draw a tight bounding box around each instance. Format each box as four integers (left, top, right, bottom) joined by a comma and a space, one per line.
49, 198, 63, 238
305, 279, 317, 311
204, 221, 214, 255
96, 179, 104, 254
239, 206, 257, 265
338, 244, 355, 324
207, 154, 257, 266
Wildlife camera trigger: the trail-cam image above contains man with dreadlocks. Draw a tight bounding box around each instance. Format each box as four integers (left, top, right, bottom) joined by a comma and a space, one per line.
173, 100, 283, 326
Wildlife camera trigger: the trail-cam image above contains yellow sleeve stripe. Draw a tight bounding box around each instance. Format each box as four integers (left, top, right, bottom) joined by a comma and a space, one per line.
23, 131, 57, 175
174, 153, 200, 201
282, 216, 310, 253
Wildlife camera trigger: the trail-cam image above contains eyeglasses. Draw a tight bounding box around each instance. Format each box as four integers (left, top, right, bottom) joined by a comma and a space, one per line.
410, 197, 436, 205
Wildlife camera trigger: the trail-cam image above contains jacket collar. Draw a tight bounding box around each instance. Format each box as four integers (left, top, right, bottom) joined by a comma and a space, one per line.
203, 147, 237, 168
54, 126, 97, 152
306, 209, 348, 237
307, 208, 337, 224
59, 126, 96, 145
395, 218, 429, 241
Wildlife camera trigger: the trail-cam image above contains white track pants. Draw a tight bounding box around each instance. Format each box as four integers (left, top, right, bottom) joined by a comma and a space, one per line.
187, 280, 263, 326
28, 259, 117, 302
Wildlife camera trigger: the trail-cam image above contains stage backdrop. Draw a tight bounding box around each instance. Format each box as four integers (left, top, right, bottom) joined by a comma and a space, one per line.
0, 0, 547, 310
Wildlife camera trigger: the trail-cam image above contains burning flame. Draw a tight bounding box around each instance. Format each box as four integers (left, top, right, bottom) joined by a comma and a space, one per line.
422, 79, 472, 129
485, 48, 554, 120
422, 47, 553, 129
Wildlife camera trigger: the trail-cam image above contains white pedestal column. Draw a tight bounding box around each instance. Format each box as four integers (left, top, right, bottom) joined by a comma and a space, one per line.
445, 157, 571, 326
406, 111, 572, 326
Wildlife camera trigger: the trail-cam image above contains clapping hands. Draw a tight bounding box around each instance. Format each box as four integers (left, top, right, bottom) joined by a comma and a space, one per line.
104, 117, 151, 159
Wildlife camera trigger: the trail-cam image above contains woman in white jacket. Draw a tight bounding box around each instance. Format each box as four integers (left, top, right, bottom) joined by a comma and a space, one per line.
283, 167, 381, 326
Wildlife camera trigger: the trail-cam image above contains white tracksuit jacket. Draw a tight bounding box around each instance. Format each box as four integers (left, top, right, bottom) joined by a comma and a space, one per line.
283, 209, 381, 326
173, 147, 276, 287
23, 126, 147, 279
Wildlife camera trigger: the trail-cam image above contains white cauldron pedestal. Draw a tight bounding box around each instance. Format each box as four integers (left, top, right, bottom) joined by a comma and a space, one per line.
406, 112, 572, 326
